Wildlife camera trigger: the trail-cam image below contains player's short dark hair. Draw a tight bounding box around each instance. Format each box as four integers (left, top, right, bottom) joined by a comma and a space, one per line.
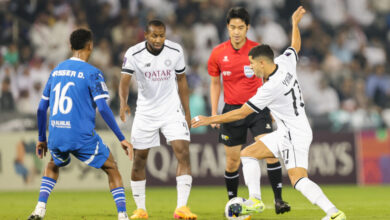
70, 28, 93, 50
146, 19, 166, 32
248, 44, 274, 61
226, 7, 250, 25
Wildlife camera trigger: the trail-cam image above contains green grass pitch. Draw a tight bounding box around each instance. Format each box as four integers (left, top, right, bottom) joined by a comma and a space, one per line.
1, 185, 390, 219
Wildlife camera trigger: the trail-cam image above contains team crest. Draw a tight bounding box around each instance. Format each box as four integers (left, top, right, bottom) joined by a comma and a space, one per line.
244, 65, 254, 78
164, 59, 172, 67
223, 56, 229, 62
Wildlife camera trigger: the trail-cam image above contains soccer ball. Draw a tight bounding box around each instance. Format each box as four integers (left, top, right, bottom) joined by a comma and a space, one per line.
224, 197, 251, 220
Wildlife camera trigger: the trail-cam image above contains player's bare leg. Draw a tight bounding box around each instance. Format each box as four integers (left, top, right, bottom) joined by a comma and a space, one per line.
130, 149, 149, 219
171, 140, 197, 219
101, 153, 128, 220
101, 153, 124, 189
28, 159, 59, 220
255, 134, 291, 214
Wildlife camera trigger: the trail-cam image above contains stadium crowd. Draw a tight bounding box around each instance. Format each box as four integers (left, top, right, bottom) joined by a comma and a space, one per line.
1, 0, 390, 132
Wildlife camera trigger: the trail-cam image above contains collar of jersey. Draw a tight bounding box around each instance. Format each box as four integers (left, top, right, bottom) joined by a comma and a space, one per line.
145, 42, 164, 56
70, 57, 86, 62
229, 37, 249, 54
266, 64, 278, 81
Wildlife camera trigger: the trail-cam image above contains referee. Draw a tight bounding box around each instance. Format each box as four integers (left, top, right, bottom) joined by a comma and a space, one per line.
207, 7, 290, 214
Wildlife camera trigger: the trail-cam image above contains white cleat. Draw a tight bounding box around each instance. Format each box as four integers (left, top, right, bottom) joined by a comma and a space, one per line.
27, 203, 46, 220
118, 212, 129, 220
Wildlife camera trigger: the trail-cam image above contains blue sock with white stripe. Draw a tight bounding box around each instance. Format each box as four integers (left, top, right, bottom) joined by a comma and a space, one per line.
111, 187, 127, 213
38, 176, 57, 203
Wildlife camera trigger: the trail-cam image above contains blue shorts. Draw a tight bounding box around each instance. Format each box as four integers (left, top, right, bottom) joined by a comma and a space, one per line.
49, 136, 110, 168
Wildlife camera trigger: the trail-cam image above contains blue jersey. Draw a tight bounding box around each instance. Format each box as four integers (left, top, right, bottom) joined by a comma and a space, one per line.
42, 57, 109, 151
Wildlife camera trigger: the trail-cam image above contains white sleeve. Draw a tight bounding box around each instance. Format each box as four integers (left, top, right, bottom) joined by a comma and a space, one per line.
175, 45, 186, 74
121, 48, 135, 75
275, 47, 298, 69
246, 81, 281, 113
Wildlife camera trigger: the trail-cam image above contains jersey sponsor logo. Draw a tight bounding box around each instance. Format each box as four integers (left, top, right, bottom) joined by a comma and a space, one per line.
144, 69, 172, 81
223, 56, 229, 62
51, 120, 71, 128
164, 59, 172, 67
222, 71, 231, 76
244, 65, 254, 78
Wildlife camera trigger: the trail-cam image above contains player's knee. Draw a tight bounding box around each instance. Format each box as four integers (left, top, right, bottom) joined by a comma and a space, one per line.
225, 157, 240, 172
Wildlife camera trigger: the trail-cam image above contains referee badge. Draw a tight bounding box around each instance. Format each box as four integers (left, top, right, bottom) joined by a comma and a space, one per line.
244, 65, 254, 78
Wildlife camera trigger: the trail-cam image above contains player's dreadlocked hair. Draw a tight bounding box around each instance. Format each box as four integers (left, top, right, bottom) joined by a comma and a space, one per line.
226, 7, 250, 25
70, 28, 93, 50
248, 44, 274, 61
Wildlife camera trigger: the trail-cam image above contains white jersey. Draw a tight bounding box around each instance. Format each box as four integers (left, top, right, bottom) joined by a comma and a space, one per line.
246, 47, 312, 139
122, 40, 186, 119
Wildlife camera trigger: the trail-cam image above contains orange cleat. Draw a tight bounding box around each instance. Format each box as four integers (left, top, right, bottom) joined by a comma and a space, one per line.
130, 209, 148, 219
173, 206, 197, 219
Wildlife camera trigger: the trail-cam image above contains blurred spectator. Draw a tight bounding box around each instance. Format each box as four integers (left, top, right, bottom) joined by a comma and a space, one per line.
0, 77, 15, 112
4, 43, 19, 65
366, 65, 390, 108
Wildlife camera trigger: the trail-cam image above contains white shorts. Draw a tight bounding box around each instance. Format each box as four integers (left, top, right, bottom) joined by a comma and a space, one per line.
260, 130, 312, 170
131, 115, 190, 149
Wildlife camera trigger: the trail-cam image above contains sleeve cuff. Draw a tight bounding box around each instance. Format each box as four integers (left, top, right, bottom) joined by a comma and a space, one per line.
94, 94, 109, 101
175, 67, 186, 74
246, 101, 261, 113
121, 68, 134, 75
287, 47, 298, 62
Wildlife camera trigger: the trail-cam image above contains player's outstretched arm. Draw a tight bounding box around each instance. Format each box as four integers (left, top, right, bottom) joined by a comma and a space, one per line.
290, 6, 306, 53
177, 74, 191, 128
192, 104, 254, 128
36, 99, 49, 158
119, 74, 132, 122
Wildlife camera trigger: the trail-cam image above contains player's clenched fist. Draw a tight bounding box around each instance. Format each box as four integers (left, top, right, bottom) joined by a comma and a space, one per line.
191, 115, 211, 128
119, 104, 131, 122
35, 141, 48, 159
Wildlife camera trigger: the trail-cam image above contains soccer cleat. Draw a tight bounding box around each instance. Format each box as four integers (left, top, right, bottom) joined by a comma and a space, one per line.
322, 210, 346, 220
118, 212, 129, 220
275, 199, 291, 214
27, 204, 46, 220
173, 206, 197, 219
130, 209, 148, 219
241, 197, 265, 215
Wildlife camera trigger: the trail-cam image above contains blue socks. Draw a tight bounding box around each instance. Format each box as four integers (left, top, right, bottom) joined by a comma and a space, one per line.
38, 176, 57, 203
111, 187, 127, 213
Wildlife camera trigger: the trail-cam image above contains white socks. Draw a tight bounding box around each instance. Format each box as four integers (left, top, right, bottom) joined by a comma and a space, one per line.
241, 157, 261, 200
295, 177, 338, 215
130, 180, 146, 210
176, 175, 192, 208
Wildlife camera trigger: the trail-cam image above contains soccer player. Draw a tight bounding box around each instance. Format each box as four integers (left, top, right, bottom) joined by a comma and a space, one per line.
193, 6, 346, 220
208, 7, 290, 214
28, 28, 133, 220
119, 20, 197, 219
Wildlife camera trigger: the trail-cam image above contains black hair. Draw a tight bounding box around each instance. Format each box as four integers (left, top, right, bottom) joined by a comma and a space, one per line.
146, 19, 166, 32
70, 28, 93, 50
248, 44, 274, 61
226, 7, 250, 25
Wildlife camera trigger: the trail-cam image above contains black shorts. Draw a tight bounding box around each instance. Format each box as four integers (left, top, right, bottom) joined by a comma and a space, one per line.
219, 104, 272, 146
